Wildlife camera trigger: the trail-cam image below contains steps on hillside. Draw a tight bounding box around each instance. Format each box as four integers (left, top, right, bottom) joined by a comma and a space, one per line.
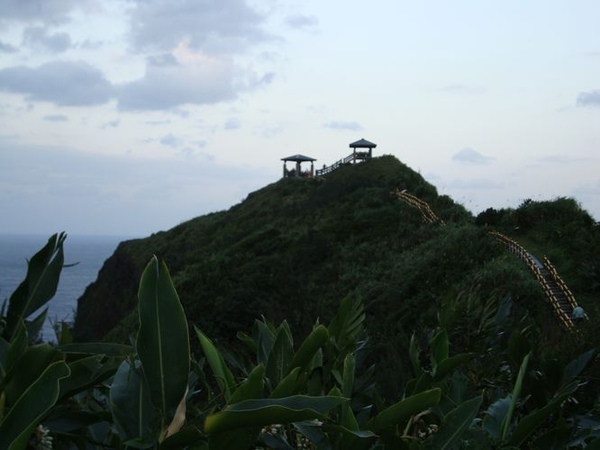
315, 152, 368, 176
490, 231, 582, 331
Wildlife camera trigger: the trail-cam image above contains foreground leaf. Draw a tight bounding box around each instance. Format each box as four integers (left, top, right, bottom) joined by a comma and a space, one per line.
137, 257, 190, 420
371, 388, 442, 434
429, 396, 482, 450
0, 360, 70, 450
109, 360, 155, 447
204, 395, 346, 434
4, 233, 66, 340
508, 381, 579, 447
195, 327, 236, 401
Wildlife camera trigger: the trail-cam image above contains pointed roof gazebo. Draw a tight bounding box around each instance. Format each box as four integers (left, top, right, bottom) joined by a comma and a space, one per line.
281, 154, 316, 178
349, 138, 377, 161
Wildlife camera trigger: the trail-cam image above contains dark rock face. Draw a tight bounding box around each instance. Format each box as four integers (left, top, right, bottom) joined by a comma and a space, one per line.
73, 243, 139, 341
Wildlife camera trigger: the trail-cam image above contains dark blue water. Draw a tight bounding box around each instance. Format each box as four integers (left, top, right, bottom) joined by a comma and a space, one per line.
0, 234, 128, 342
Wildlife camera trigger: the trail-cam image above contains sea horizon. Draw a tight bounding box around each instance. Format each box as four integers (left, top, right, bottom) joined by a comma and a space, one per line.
0, 233, 130, 342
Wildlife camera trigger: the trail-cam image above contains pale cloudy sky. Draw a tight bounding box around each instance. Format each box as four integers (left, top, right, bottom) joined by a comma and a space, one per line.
1, 0, 599, 237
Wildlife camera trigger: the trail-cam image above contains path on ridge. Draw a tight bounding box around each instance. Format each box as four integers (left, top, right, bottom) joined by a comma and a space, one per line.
391, 188, 584, 331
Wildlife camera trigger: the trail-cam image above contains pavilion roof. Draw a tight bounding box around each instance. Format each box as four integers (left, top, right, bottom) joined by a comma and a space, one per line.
349, 138, 377, 149
281, 154, 317, 162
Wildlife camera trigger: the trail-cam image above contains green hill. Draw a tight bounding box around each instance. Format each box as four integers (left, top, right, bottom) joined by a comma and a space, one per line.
72, 155, 600, 396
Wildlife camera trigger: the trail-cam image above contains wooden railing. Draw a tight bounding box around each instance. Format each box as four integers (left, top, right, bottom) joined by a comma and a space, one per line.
542, 255, 585, 317
390, 189, 584, 332
392, 189, 444, 225
489, 231, 581, 331
315, 153, 365, 176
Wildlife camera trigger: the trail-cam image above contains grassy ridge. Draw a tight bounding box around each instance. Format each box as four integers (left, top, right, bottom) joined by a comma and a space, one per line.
73, 155, 600, 397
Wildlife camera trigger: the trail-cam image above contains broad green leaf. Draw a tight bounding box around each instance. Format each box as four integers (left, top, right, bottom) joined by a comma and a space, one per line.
25, 308, 47, 341
333, 405, 374, 450
4, 233, 66, 340
236, 330, 257, 354
507, 381, 579, 447
59, 354, 122, 399
483, 396, 510, 439
407, 372, 434, 396
4, 320, 27, 376
501, 352, 530, 440
3, 344, 63, 406
323, 423, 378, 448
430, 329, 449, 370
270, 367, 301, 398
266, 323, 294, 384
429, 396, 482, 450
228, 364, 265, 405
327, 296, 365, 351
109, 360, 155, 447
255, 319, 276, 367
288, 325, 328, 373
58, 342, 133, 356
204, 395, 346, 434
433, 353, 473, 381
195, 327, 236, 400
137, 257, 190, 419
409, 333, 423, 377
371, 388, 441, 433
0, 360, 70, 450
563, 349, 596, 385
54, 321, 74, 345
342, 353, 355, 398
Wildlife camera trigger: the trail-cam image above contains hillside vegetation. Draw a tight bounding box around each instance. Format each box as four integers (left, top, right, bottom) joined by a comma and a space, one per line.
73, 155, 600, 397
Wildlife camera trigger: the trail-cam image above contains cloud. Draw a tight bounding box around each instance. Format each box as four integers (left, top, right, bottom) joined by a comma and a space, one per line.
0, 41, 18, 53
117, 41, 273, 111
285, 14, 319, 30
79, 39, 103, 50
146, 53, 179, 67
145, 119, 171, 126
128, 0, 270, 54
324, 121, 363, 131
117, 56, 237, 110
160, 133, 182, 148
0, 61, 113, 106
1, 0, 88, 24
101, 119, 120, 128
23, 26, 72, 53
576, 90, 600, 108
43, 114, 68, 122
452, 148, 494, 165
224, 117, 241, 130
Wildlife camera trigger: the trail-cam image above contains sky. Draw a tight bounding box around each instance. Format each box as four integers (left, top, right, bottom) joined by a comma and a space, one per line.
1, 0, 599, 237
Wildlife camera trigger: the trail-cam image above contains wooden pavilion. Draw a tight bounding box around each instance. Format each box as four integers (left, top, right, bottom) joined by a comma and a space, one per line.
281, 154, 316, 178
349, 138, 377, 161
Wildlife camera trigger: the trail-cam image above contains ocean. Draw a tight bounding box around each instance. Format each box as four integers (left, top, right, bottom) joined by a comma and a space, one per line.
0, 234, 129, 342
